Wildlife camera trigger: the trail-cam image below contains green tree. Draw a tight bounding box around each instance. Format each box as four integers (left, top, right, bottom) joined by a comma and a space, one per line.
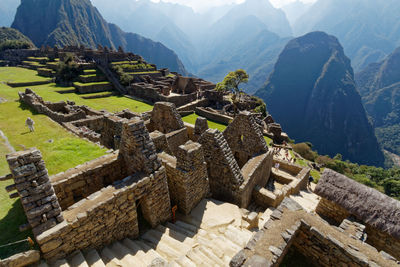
216, 69, 249, 114
56, 54, 83, 84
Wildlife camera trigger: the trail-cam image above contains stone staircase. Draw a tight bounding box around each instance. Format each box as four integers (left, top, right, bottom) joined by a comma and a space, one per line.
38, 216, 254, 267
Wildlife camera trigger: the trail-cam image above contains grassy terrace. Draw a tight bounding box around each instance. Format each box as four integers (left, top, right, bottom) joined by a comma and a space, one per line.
0, 67, 50, 84
110, 61, 138, 65
74, 81, 111, 87
79, 73, 103, 78
27, 57, 49, 61
128, 71, 160, 75
83, 69, 98, 74
0, 67, 136, 258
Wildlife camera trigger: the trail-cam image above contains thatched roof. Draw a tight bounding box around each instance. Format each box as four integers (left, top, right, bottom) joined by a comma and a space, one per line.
315, 169, 400, 239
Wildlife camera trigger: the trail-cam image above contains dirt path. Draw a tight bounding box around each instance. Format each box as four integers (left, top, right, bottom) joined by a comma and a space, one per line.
0, 129, 15, 153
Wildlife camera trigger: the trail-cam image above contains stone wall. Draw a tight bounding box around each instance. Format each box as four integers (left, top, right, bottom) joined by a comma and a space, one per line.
238, 152, 273, 208
231, 198, 398, 267
316, 197, 350, 225
50, 153, 127, 210
6, 149, 64, 237
195, 107, 232, 125
19, 89, 87, 123
0, 250, 40, 267
64, 114, 134, 149
365, 225, 400, 260
74, 83, 113, 94
166, 128, 189, 156
160, 141, 209, 214
199, 129, 244, 205
149, 102, 185, 134
223, 112, 268, 168
128, 84, 197, 107
35, 118, 172, 262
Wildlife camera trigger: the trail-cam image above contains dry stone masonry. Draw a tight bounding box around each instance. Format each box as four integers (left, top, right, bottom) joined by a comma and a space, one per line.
6, 149, 64, 237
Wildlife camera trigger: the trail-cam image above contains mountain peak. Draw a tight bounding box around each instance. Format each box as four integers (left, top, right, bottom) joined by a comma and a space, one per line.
256, 31, 384, 166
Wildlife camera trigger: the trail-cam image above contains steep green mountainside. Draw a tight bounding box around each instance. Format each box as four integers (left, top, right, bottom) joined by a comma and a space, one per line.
0, 27, 34, 45
256, 31, 384, 166
294, 0, 400, 72
11, 0, 187, 75
0, 27, 35, 51
356, 47, 400, 155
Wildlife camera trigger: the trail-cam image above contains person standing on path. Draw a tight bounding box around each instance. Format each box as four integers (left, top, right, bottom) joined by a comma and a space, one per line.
25, 117, 35, 132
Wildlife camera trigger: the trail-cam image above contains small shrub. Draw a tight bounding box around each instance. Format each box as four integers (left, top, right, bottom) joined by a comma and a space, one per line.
0, 40, 32, 52
292, 143, 318, 161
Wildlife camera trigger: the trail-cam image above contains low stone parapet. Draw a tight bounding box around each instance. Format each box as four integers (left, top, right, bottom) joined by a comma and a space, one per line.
0, 250, 40, 267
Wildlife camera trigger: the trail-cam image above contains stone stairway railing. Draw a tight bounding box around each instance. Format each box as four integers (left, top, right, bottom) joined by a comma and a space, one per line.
38, 217, 254, 267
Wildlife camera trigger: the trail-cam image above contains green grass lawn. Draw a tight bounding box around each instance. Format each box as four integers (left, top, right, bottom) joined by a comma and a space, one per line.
0, 67, 153, 113
0, 67, 50, 84
182, 113, 227, 132
0, 67, 111, 259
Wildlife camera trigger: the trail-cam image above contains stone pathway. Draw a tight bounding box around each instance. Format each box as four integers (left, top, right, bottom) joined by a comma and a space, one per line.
0, 129, 15, 153
38, 199, 255, 267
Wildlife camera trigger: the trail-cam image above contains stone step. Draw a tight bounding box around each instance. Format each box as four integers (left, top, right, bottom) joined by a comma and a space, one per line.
83, 249, 106, 267
222, 225, 253, 247
146, 228, 192, 253
166, 222, 196, 237
211, 234, 242, 256
109, 241, 145, 267
155, 224, 196, 248
198, 245, 226, 266
186, 247, 216, 267
175, 256, 196, 267
121, 238, 148, 266
195, 235, 224, 259
135, 239, 167, 266
141, 230, 184, 261
67, 251, 89, 267
176, 215, 202, 229
174, 220, 199, 234
99, 247, 124, 267
51, 259, 70, 267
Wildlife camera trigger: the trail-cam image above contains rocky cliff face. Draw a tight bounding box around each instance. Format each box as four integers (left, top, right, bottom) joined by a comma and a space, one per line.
256, 31, 384, 166
11, 0, 187, 75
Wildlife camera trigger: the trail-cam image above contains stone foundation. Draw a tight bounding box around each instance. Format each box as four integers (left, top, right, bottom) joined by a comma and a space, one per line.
51, 153, 127, 210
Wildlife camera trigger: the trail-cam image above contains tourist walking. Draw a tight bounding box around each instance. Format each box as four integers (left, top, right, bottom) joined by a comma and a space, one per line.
25, 117, 35, 132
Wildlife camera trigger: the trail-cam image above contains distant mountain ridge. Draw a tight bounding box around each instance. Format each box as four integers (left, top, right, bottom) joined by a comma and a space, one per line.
11, 0, 187, 75
294, 0, 400, 72
92, 0, 292, 92
356, 47, 400, 156
256, 31, 384, 166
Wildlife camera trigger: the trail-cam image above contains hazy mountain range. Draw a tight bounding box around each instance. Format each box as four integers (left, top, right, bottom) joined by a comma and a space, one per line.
2, 0, 399, 93
11, 0, 187, 75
